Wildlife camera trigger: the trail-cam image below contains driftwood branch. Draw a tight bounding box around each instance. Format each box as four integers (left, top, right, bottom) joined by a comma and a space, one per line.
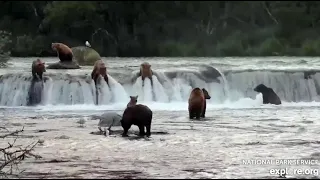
0, 127, 24, 139
0, 126, 42, 177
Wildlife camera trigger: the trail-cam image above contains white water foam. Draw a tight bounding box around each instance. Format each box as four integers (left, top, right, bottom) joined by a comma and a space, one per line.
1, 71, 320, 109
8, 93, 319, 113
1, 57, 320, 108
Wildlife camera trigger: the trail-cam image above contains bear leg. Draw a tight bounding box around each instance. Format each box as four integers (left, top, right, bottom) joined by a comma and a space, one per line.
196, 111, 201, 120
59, 53, 73, 62
122, 124, 131, 137
38, 72, 43, 80
201, 107, 206, 118
146, 124, 151, 137
201, 100, 206, 118
122, 129, 129, 137
104, 75, 109, 85
138, 125, 145, 137
67, 53, 73, 61
150, 77, 153, 87
32, 74, 39, 81
189, 111, 194, 119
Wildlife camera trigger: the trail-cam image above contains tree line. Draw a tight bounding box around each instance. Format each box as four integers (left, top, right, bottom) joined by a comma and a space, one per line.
0, 1, 320, 58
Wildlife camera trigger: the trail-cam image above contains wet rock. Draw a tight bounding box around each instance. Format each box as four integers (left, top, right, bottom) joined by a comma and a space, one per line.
11, 123, 23, 126
37, 130, 48, 133
71, 46, 101, 66
47, 61, 80, 69
55, 135, 70, 139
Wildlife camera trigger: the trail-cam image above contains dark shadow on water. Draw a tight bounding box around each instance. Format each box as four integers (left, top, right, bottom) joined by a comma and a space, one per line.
32, 159, 72, 164
267, 123, 299, 128
231, 141, 268, 147
301, 120, 313, 124
190, 118, 213, 122
90, 130, 169, 139
277, 139, 320, 146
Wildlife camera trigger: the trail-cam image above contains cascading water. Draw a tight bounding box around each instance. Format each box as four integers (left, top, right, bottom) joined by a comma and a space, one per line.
1, 64, 320, 107
224, 71, 320, 102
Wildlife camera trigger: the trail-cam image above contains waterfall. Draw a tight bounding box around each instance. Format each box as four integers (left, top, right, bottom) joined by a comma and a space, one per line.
1, 68, 320, 106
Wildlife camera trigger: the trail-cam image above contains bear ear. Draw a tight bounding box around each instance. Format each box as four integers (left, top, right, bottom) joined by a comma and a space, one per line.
135, 95, 138, 99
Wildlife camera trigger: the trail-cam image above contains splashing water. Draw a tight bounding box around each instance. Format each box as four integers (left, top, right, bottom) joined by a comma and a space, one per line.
1, 57, 320, 111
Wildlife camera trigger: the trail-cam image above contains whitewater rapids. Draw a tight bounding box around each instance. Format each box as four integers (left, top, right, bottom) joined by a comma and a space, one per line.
1, 57, 320, 108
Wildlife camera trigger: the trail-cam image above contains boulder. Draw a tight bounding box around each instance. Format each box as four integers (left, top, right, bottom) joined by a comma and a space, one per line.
71, 46, 101, 66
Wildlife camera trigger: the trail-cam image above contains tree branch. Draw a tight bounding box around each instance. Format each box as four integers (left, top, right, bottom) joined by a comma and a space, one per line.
0, 127, 42, 177
0, 127, 24, 139
262, 2, 279, 25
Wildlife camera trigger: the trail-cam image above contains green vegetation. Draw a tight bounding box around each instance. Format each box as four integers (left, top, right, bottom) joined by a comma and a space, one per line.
1, 1, 320, 57
0, 31, 11, 66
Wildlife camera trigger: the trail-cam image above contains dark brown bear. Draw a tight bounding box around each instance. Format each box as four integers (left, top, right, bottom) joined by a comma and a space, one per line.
188, 88, 211, 120
51, 42, 74, 62
91, 59, 109, 85
31, 59, 46, 81
201, 88, 211, 118
254, 84, 281, 105
121, 104, 152, 137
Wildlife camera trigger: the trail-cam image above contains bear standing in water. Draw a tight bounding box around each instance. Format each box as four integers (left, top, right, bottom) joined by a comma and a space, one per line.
121, 104, 153, 137
48, 42, 80, 69
188, 88, 211, 120
31, 59, 46, 81
91, 60, 109, 105
139, 62, 153, 82
254, 84, 282, 105
91, 59, 109, 86
28, 59, 46, 106
131, 62, 154, 86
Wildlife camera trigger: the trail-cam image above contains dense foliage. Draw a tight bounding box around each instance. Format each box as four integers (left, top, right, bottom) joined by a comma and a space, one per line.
1, 1, 320, 57
0, 31, 11, 66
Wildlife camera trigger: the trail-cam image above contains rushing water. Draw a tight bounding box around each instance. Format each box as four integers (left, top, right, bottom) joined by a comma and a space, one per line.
1, 57, 320, 178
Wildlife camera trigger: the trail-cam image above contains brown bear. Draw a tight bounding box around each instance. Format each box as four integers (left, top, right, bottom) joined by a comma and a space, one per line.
139, 62, 153, 81
188, 88, 211, 120
31, 59, 46, 81
91, 59, 109, 86
121, 104, 153, 137
127, 96, 138, 107
133, 62, 153, 86
48, 43, 80, 69
130, 62, 155, 87
51, 42, 73, 62
254, 84, 281, 105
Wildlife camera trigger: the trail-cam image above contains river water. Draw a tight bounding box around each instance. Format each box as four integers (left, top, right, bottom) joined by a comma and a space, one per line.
0, 57, 320, 178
